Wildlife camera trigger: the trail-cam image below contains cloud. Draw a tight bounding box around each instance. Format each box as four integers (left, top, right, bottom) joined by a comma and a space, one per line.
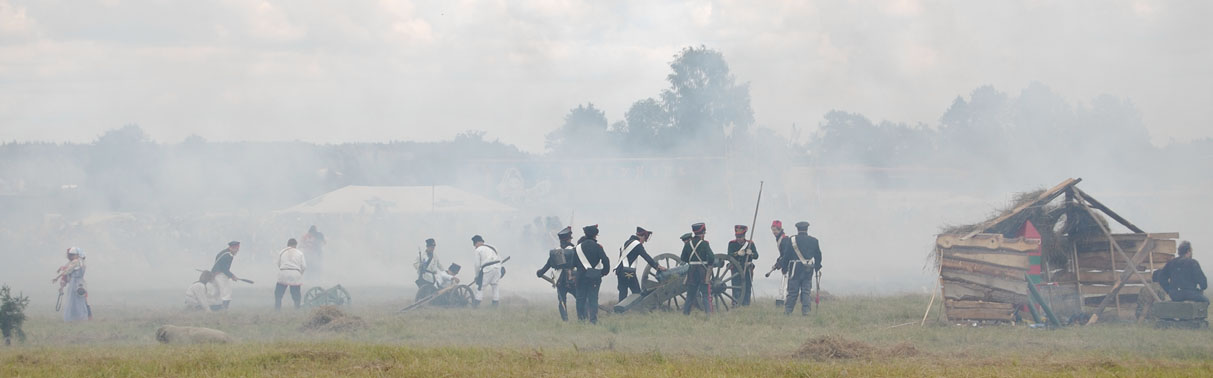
0, 0, 1210, 150
0, 0, 39, 41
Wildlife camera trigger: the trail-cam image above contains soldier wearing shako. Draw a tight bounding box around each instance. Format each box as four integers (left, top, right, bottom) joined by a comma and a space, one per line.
727, 225, 759, 306
616, 227, 663, 302
573, 225, 609, 324
537, 226, 579, 321
681, 223, 716, 315
775, 221, 822, 315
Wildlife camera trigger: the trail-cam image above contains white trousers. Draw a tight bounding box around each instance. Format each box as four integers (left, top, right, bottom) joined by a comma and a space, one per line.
475, 268, 501, 301
215, 274, 234, 301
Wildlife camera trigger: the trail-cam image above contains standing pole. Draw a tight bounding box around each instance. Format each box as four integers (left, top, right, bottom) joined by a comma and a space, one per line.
743, 181, 764, 305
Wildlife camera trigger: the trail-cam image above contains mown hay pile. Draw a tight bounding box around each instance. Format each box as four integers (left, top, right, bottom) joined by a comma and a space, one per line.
795, 335, 925, 360
795, 335, 876, 359
301, 306, 366, 332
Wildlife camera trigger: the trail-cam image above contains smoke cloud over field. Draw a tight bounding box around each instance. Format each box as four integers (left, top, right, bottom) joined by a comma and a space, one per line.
1, 1, 1211, 310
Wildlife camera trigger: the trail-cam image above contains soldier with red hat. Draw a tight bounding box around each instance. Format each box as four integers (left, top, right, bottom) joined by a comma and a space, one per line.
615, 227, 664, 303
728, 225, 759, 306
680, 222, 716, 315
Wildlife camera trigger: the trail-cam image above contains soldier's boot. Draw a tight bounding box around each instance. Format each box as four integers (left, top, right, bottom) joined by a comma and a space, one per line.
222, 300, 231, 310
492, 300, 499, 308
472, 299, 481, 308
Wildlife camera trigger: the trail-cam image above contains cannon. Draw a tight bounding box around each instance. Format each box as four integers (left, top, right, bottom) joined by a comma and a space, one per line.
303, 284, 352, 307
398, 284, 477, 313
613, 253, 746, 314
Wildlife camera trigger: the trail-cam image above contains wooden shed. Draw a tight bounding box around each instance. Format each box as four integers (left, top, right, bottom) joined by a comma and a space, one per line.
934, 178, 1178, 324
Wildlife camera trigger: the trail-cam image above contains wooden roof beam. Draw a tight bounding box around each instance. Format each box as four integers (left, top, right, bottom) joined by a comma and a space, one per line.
1072, 186, 1146, 234
960, 177, 1081, 240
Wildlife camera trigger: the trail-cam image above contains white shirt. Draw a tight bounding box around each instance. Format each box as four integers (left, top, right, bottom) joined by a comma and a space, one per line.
185, 281, 219, 307
277, 247, 307, 272
474, 245, 499, 273
435, 271, 457, 289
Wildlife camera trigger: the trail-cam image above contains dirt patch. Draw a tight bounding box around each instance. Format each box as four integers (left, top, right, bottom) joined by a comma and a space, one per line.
300, 306, 366, 332
796, 335, 876, 360
796, 336, 926, 360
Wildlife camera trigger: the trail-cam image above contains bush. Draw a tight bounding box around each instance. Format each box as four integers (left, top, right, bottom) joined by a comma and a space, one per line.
0, 284, 31, 345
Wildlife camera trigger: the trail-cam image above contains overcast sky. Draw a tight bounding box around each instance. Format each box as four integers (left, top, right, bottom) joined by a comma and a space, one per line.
1, 0, 1209, 151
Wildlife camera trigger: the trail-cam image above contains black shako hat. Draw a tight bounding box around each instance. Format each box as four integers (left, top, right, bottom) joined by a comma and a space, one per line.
636, 226, 652, 237
691, 222, 706, 235
557, 226, 573, 240
425, 238, 436, 247
734, 225, 748, 235
583, 224, 599, 237
680, 233, 693, 242
448, 263, 461, 273
228, 241, 240, 247
471, 235, 484, 243
795, 221, 810, 232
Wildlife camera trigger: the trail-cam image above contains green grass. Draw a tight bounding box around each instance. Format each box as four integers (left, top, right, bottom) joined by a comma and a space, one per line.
3, 292, 1213, 376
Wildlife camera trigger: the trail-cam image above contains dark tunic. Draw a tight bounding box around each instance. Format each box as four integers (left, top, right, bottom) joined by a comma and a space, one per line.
1153, 256, 1208, 295
619, 235, 659, 269
574, 237, 610, 272
680, 237, 716, 265
211, 248, 237, 279
776, 232, 822, 277
727, 239, 759, 263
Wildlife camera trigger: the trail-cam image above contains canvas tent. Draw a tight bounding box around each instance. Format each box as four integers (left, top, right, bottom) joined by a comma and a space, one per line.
279, 185, 516, 215
933, 178, 1178, 324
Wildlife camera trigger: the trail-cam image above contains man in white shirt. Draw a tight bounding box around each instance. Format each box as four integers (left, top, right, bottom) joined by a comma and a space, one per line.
275, 238, 307, 310
414, 238, 442, 301
435, 263, 462, 290
471, 235, 503, 308
185, 271, 221, 312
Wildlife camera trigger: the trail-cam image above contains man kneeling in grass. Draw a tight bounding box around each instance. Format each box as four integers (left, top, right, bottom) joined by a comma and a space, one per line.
185, 271, 222, 312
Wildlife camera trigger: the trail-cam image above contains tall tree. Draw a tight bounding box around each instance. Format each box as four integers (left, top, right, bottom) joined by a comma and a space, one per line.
545, 103, 612, 156
659, 46, 754, 154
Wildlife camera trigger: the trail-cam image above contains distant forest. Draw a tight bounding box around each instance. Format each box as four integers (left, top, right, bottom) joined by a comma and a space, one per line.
2, 46, 1209, 216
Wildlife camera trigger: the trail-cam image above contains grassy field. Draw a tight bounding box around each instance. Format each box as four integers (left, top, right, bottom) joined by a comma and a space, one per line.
3, 290, 1213, 377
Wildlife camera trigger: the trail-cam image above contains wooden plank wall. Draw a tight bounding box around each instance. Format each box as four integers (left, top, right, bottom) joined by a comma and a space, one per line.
938, 233, 1036, 321
1061, 233, 1178, 320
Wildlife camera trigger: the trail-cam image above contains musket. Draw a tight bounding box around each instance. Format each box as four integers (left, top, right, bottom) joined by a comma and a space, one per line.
194, 268, 254, 284
815, 269, 822, 306
539, 273, 556, 288
55, 290, 63, 312
742, 181, 764, 299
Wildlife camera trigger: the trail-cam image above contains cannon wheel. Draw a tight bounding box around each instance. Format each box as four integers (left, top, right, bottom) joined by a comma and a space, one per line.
641, 253, 686, 310
303, 287, 325, 306
331, 285, 352, 306
711, 253, 743, 312
450, 285, 475, 307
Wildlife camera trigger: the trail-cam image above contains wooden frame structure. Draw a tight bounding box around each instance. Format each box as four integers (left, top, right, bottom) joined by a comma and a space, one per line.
938, 178, 1178, 324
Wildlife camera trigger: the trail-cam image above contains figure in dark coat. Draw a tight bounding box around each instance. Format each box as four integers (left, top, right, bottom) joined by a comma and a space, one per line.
680, 223, 716, 315
727, 225, 759, 306
1154, 241, 1208, 303
537, 227, 579, 321
775, 222, 822, 315
573, 225, 609, 324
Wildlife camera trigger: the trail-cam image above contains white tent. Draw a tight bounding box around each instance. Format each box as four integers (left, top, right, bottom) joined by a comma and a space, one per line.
279, 185, 516, 215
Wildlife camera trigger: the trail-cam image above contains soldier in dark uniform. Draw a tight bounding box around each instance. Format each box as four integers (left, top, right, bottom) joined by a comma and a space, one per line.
616, 227, 662, 302
727, 225, 758, 306
1153, 241, 1208, 303
681, 223, 716, 315
537, 227, 579, 321
573, 225, 609, 324
775, 221, 822, 315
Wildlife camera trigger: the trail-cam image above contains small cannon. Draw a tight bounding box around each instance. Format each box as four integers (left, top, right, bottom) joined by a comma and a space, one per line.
399, 284, 476, 313
613, 253, 745, 314
303, 284, 352, 307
